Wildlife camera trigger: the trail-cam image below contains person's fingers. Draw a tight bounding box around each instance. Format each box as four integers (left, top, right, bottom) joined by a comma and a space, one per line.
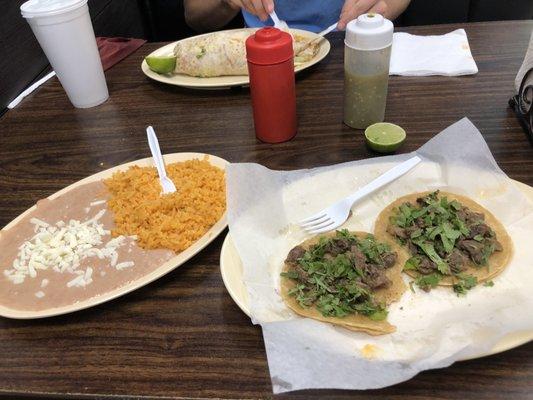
368, 0, 388, 17
226, 0, 273, 20
250, 0, 269, 20
338, 0, 379, 30
229, 0, 256, 16
261, 0, 274, 14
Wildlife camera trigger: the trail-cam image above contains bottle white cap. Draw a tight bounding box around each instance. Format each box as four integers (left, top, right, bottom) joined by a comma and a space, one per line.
21, 0, 87, 18
345, 13, 394, 51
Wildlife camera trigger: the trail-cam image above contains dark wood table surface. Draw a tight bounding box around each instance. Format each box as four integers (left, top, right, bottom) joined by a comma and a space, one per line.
0, 20, 532, 400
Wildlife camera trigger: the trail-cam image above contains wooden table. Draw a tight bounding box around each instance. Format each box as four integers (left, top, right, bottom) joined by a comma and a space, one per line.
0, 20, 532, 400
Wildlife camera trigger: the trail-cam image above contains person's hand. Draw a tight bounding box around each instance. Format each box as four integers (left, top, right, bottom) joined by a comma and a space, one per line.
223, 0, 274, 21
337, 0, 388, 30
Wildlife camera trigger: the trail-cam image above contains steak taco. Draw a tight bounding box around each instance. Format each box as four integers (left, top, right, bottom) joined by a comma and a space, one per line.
280, 230, 406, 335
374, 191, 512, 295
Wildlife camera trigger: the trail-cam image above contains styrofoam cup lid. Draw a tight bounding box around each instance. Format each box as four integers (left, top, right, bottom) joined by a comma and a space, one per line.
345, 13, 394, 50
21, 0, 87, 18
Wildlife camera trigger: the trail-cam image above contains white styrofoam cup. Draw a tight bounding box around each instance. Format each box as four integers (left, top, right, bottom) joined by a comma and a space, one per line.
21, 0, 108, 108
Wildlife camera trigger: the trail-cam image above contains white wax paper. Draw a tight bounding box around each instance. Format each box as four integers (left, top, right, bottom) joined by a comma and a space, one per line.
226, 118, 533, 393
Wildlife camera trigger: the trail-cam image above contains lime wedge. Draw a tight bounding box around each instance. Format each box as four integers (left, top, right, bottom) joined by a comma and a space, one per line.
145, 56, 176, 74
365, 123, 406, 153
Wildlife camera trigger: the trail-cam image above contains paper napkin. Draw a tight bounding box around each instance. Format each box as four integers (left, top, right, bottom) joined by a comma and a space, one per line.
390, 29, 478, 76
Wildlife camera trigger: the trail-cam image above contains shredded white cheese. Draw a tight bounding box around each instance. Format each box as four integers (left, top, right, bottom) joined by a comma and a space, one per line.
35, 291, 45, 298
89, 200, 106, 207
116, 261, 134, 270
4, 211, 135, 289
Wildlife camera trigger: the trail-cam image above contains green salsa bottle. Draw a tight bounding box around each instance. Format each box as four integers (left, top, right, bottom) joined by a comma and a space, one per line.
343, 14, 393, 130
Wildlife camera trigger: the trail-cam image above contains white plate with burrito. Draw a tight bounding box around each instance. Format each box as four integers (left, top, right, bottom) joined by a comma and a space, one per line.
141, 28, 331, 89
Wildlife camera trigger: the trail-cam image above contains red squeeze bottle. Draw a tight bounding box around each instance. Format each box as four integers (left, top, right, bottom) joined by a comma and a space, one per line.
245, 27, 297, 143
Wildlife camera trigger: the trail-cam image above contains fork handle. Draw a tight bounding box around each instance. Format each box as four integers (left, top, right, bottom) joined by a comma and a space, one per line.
296, 23, 337, 56
269, 11, 281, 27
317, 22, 338, 37
346, 156, 422, 206
146, 126, 168, 179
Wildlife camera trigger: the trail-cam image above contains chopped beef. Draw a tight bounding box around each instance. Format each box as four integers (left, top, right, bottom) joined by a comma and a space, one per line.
294, 264, 309, 282
333, 238, 351, 252
447, 249, 468, 273
408, 241, 418, 255
405, 226, 420, 237
355, 279, 371, 292
456, 209, 466, 221
467, 223, 492, 239
488, 238, 503, 252
362, 264, 391, 289
415, 217, 426, 228
458, 208, 485, 224
458, 239, 485, 264
323, 253, 334, 261
417, 256, 437, 274
325, 238, 351, 256
435, 241, 447, 258
387, 225, 407, 239
349, 245, 367, 267
285, 245, 305, 263
382, 252, 397, 268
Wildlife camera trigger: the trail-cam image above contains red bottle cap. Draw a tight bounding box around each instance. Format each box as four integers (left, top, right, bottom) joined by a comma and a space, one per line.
245, 27, 293, 65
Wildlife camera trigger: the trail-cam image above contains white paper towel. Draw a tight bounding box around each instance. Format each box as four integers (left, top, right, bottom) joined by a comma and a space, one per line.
227, 118, 533, 393
390, 29, 478, 76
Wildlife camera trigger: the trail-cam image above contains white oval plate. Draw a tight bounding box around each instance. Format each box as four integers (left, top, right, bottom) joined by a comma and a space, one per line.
0, 153, 228, 319
220, 180, 533, 361
141, 28, 331, 89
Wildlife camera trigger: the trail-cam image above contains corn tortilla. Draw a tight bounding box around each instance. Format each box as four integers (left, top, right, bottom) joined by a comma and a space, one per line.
374, 191, 513, 285
280, 231, 407, 335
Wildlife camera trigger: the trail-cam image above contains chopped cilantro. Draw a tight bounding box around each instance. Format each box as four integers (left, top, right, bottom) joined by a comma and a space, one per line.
280, 270, 298, 279
415, 273, 442, 291
387, 191, 503, 295
281, 230, 393, 319
453, 274, 478, 295
368, 309, 388, 321
449, 200, 462, 210
413, 240, 450, 274
483, 280, 494, 287
473, 234, 484, 242
404, 256, 420, 271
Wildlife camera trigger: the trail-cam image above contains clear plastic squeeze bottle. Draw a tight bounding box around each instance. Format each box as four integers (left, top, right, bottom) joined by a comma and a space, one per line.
343, 13, 394, 129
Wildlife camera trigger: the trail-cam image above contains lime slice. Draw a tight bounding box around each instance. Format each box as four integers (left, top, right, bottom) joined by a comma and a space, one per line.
145, 56, 176, 74
364, 123, 406, 153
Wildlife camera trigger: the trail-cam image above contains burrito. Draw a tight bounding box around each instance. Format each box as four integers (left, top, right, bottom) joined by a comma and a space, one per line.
173, 29, 321, 77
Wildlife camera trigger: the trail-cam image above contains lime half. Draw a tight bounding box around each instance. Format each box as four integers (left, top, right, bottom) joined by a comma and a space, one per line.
145, 56, 176, 74
365, 123, 406, 153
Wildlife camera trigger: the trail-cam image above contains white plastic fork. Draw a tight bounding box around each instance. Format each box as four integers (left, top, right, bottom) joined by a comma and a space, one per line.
299, 156, 422, 234
146, 125, 177, 195
270, 10, 290, 31
317, 22, 338, 37
294, 22, 337, 56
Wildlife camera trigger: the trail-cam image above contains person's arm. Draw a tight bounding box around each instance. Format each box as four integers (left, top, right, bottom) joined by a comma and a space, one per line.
337, 0, 411, 30
184, 0, 274, 32
184, 0, 240, 32
383, 0, 411, 20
